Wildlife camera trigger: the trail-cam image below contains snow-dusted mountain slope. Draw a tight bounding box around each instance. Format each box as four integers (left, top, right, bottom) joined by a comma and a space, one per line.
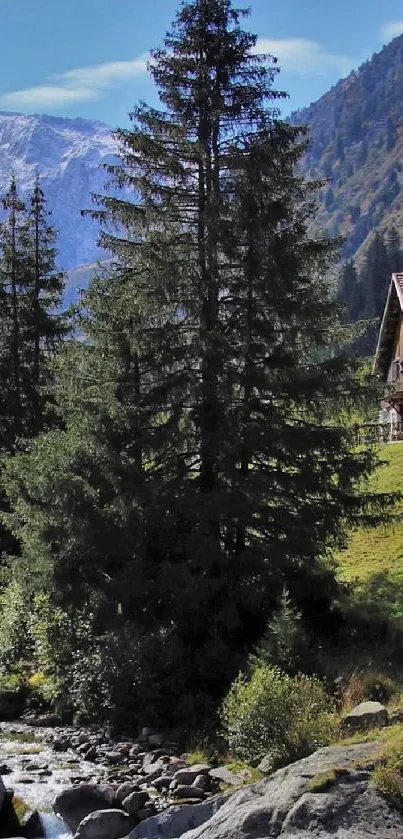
0, 111, 118, 270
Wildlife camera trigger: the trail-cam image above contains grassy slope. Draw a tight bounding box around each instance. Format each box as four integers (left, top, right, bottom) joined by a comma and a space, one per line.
334, 442, 403, 620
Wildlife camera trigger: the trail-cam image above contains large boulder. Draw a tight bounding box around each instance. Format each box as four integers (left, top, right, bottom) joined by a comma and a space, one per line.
0, 690, 26, 721
128, 797, 228, 839
53, 784, 116, 833
341, 701, 389, 733
128, 741, 403, 839
74, 809, 131, 839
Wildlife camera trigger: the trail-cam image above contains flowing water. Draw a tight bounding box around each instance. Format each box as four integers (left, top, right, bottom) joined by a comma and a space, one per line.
0, 723, 106, 839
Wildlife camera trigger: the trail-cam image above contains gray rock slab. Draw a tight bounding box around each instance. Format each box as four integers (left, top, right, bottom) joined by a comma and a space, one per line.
209, 766, 244, 787
163, 741, 403, 839
128, 796, 228, 839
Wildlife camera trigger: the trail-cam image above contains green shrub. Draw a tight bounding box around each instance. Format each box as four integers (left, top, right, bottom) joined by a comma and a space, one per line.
343, 671, 397, 708
221, 665, 337, 769
0, 580, 34, 673
372, 764, 403, 809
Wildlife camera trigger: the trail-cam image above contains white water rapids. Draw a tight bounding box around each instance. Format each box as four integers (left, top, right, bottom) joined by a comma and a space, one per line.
0, 723, 106, 839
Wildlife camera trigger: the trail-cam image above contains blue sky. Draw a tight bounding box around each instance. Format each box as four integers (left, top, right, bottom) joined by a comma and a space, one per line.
1, 0, 403, 127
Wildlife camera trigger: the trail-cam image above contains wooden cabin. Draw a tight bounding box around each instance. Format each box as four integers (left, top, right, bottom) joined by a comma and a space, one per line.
373, 273, 403, 435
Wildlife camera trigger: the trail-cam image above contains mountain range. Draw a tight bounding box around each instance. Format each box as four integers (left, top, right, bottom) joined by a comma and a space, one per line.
0, 111, 117, 280
291, 34, 403, 263
1, 34, 403, 300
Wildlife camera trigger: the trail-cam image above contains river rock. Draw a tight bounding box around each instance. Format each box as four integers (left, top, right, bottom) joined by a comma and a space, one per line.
74, 809, 132, 839
142, 754, 165, 775
30, 714, 62, 728
115, 783, 141, 807
172, 784, 205, 800
142, 768, 162, 784
340, 701, 389, 733
53, 783, 116, 832
172, 765, 211, 785
0, 776, 6, 811
132, 740, 403, 839
21, 810, 45, 838
121, 792, 149, 816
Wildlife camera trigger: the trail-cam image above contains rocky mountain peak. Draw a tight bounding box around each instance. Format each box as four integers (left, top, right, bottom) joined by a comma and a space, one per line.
0, 110, 118, 270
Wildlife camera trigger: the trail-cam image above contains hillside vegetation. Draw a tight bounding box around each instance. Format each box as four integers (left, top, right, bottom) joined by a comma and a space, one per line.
293, 35, 403, 262
335, 442, 403, 621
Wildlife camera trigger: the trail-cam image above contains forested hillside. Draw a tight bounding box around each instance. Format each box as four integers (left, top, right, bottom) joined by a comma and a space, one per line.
291, 35, 403, 334
293, 35, 403, 256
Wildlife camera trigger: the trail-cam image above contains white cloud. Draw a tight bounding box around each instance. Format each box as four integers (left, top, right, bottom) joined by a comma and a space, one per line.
0, 55, 149, 110
59, 57, 148, 88
380, 20, 403, 41
253, 38, 356, 78
0, 85, 96, 108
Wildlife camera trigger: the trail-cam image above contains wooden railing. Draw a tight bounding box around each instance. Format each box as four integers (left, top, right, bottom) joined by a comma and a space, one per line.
355, 422, 403, 445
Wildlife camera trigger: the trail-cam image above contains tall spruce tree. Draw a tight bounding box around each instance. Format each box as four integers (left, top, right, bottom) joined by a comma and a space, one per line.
0, 177, 28, 445
338, 259, 364, 322
84, 0, 387, 695
361, 231, 390, 319
24, 176, 66, 435
2, 0, 391, 724
0, 176, 65, 444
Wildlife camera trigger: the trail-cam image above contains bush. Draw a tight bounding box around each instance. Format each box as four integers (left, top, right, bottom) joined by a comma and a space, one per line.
372, 764, 403, 809
0, 580, 34, 673
343, 671, 397, 708
221, 665, 337, 769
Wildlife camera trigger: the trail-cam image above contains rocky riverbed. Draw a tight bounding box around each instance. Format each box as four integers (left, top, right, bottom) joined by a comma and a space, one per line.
0, 719, 245, 839
2, 714, 403, 839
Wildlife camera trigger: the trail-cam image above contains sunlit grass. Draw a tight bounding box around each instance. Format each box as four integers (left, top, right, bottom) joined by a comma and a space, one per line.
334, 441, 403, 620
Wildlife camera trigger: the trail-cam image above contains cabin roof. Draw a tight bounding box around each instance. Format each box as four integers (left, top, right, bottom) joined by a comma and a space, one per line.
373, 273, 403, 381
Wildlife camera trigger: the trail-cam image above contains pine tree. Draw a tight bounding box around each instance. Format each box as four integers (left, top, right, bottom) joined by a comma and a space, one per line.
361, 231, 390, 319
24, 176, 66, 435
338, 259, 364, 322
0, 176, 65, 444
0, 176, 28, 445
